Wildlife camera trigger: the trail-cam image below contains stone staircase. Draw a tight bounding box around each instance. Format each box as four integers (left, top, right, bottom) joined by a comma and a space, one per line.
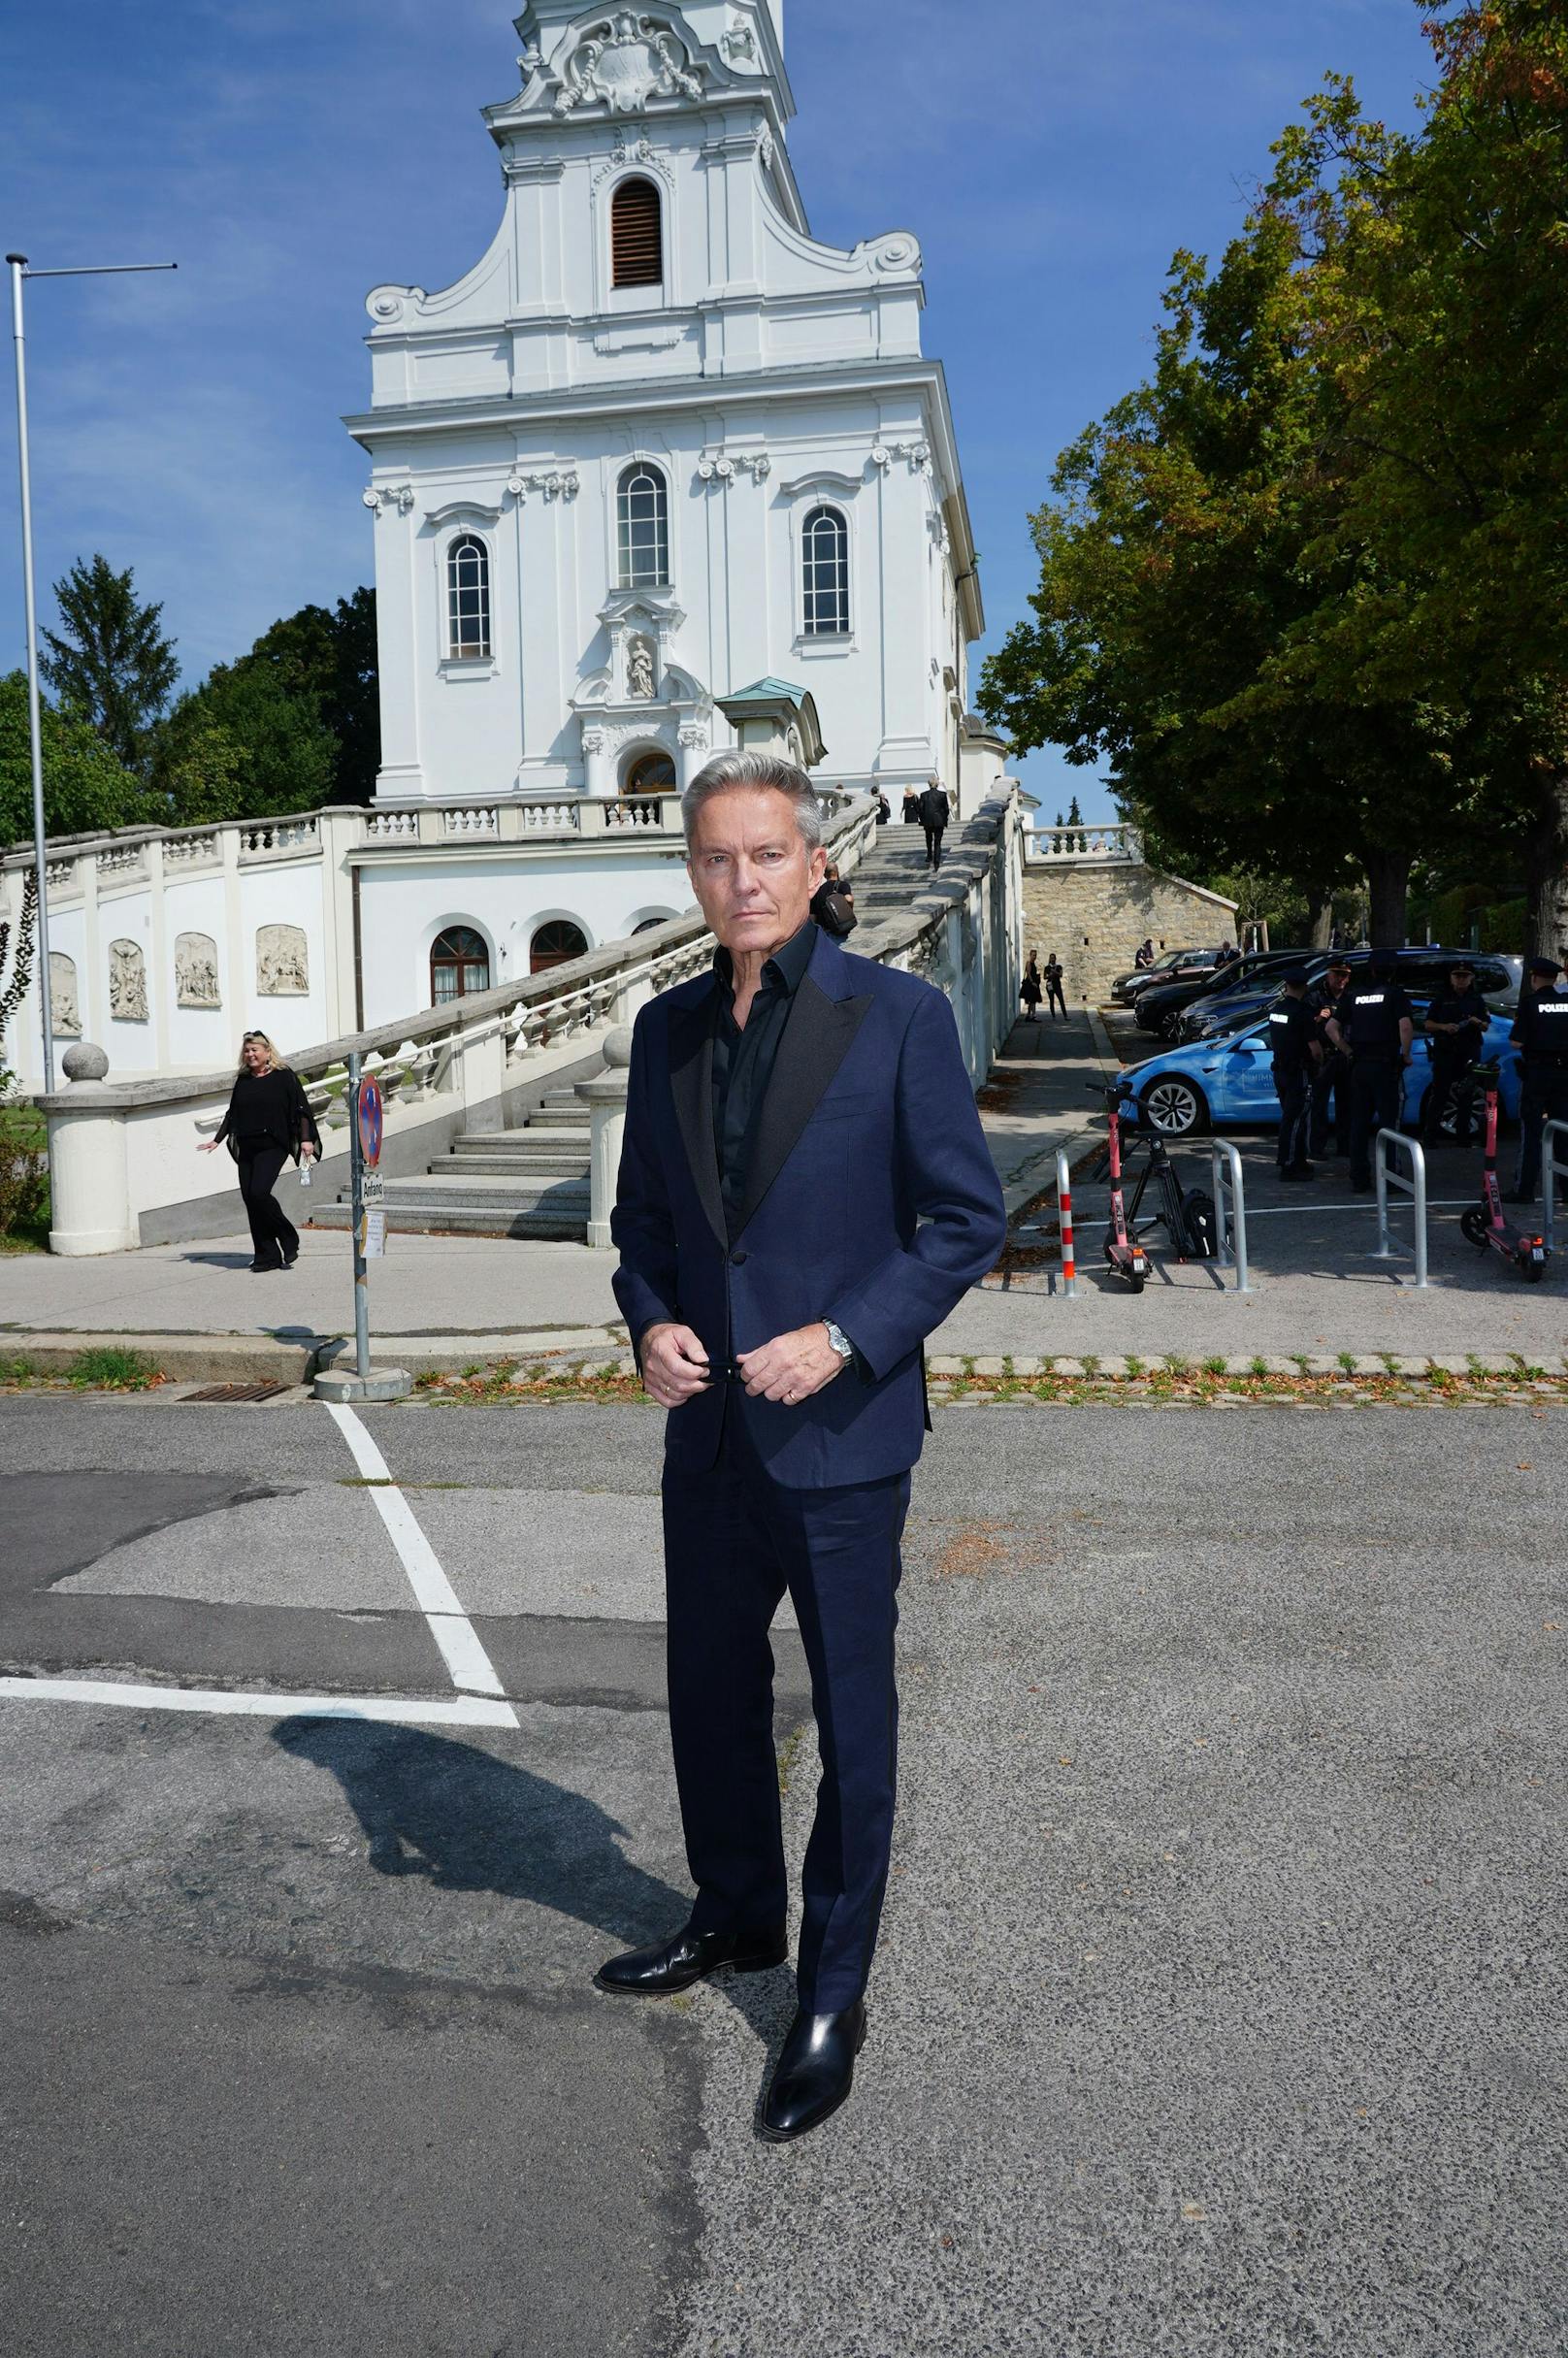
311, 1080, 595, 1241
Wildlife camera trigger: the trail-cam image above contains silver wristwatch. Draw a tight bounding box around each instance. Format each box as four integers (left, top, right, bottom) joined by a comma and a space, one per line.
823, 1320, 854, 1363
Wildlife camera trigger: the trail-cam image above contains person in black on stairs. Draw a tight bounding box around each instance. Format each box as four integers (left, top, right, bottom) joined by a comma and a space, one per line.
200, 1030, 321, 1271
916, 782, 950, 870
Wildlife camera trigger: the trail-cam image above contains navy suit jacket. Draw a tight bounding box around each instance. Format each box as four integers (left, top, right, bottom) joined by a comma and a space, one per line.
611, 928, 1007, 1489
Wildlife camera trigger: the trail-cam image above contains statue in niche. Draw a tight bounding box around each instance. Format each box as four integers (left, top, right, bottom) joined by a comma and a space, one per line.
628, 637, 656, 700
257, 923, 310, 997
49, 950, 82, 1036
176, 931, 221, 1009
109, 938, 147, 1022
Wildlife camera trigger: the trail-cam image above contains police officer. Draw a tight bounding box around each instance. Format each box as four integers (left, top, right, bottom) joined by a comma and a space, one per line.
1307, 957, 1353, 1157
1268, 968, 1320, 1179
1421, 961, 1487, 1147
1327, 952, 1415, 1192
1506, 956, 1568, 1202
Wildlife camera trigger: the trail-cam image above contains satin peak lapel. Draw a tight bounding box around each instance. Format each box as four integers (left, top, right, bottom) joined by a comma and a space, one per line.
735, 974, 871, 1237
667, 993, 726, 1247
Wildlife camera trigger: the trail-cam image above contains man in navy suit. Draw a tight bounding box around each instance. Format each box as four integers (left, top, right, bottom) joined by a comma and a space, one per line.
598, 750, 1006, 2143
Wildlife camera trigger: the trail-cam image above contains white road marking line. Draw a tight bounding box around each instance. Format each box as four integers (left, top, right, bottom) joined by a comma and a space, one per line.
0, 1677, 518, 1728
326, 1401, 507, 1698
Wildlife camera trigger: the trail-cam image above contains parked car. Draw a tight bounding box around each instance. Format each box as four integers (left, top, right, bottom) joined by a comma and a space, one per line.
1121, 1005, 1523, 1138
1108, 947, 1218, 1005
1132, 949, 1307, 1039
1177, 949, 1518, 1045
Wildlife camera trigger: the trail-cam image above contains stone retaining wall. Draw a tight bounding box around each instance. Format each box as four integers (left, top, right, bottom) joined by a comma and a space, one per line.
1021, 860, 1238, 1005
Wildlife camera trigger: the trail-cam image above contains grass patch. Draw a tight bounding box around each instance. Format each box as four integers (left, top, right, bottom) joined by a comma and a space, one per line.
0, 1353, 37, 1383
66, 1346, 162, 1391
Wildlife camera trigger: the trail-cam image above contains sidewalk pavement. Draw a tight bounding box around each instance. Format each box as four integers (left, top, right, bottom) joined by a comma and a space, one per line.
3, 1013, 1565, 1375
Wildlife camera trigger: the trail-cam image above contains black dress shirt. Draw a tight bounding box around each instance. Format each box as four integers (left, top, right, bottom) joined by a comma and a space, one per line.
710, 918, 817, 1236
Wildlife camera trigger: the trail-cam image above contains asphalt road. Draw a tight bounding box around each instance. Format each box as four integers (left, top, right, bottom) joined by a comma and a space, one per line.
1, 1395, 1563, 2356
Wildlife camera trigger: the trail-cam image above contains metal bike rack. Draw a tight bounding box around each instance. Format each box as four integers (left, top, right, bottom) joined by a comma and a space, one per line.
1055, 1148, 1078, 1299
1208, 1139, 1252, 1294
1371, 1128, 1428, 1288
1544, 1121, 1568, 1256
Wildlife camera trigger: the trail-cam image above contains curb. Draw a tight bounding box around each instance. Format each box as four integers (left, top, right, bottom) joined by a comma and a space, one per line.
0, 1326, 630, 1385
0, 1332, 320, 1384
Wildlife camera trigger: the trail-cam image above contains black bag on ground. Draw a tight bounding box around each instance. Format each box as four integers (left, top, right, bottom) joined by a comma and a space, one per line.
1179, 1188, 1219, 1259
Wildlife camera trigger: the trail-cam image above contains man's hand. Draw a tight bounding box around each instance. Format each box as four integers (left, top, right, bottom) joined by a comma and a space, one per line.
737, 1323, 846, 1407
639, 1323, 710, 1409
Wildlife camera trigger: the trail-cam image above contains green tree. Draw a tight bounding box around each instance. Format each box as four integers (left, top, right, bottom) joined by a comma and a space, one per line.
156, 664, 337, 825
39, 555, 179, 774
978, 197, 1445, 942
1261, 8, 1568, 960
153, 587, 379, 820
0, 671, 151, 849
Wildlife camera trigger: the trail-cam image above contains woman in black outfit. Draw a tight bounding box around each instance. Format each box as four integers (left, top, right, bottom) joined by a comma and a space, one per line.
200, 1032, 321, 1271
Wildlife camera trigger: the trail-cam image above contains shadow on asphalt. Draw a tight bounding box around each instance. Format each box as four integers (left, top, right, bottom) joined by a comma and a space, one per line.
273, 1717, 800, 2086
276, 1717, 684, 1939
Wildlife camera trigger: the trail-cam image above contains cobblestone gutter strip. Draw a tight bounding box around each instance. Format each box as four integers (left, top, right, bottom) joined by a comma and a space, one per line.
5, 1349, 1568, 1408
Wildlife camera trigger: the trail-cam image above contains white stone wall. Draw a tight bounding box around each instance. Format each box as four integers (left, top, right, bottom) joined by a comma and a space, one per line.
356, 850, 695, 1030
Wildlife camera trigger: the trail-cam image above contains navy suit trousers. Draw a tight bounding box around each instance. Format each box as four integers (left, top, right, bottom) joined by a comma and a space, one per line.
663, 1396, 910, 2013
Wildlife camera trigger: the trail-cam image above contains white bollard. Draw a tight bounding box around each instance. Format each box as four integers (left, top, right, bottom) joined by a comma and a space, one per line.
42, 1043, 138, 1256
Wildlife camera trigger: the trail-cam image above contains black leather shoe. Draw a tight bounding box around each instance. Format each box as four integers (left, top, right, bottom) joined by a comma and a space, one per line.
759, 2002, 866, 2143
248, 1257, 280, 1273
594, 1920, 787, 1997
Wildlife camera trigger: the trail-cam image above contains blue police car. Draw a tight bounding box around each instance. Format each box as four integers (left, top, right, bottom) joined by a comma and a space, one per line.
1121, 1009, 1522, 1138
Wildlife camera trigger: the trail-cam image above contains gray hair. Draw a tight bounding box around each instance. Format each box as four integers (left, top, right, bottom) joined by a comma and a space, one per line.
681, 748, 823, 851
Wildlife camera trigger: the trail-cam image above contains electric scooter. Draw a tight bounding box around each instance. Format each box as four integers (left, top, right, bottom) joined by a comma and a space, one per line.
1090, 1082, 1149, 1292
1460, 1063, 1549, 1281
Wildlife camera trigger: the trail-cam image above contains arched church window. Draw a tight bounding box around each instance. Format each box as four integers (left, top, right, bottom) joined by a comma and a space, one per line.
617, 464, 670, 588
430, 926, 491, 1004
624, 750, 676, 797
530, 920, 589, 975
801, 506, 850, 637
611, 178, 664, 289
446, 537, 490, 661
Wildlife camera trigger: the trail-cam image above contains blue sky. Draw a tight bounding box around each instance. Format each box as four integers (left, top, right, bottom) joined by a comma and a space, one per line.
1, 0, 1435, 820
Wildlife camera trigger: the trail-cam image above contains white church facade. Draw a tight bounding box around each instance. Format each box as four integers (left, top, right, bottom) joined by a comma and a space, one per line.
3, 0, 1005, 1089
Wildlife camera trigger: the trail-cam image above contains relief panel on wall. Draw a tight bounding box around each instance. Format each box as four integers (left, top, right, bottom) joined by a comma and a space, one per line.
49, 950, 82, 1036
256, 923, 310, 997
108, 938, 148, 1023
176, 931, 222, 1009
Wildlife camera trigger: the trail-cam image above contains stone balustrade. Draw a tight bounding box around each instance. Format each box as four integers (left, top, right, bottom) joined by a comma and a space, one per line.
1024, 821, 1143, 865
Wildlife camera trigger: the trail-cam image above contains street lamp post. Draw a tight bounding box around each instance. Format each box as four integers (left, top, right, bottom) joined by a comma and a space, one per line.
6, 253, 176, 1093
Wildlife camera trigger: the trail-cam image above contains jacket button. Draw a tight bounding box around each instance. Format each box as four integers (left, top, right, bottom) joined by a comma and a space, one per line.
729, 1249, 747, 1266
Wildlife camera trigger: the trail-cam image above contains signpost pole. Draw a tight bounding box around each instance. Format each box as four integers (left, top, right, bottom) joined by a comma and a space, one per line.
348, 1050, 371, 1381
312, 1053, 409, 1403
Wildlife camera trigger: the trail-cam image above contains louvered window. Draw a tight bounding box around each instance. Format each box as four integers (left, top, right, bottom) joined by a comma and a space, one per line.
611, 178, 663, 289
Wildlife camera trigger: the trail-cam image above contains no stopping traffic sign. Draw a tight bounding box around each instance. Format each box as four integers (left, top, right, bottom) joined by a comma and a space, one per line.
357, 1076, 384, 1167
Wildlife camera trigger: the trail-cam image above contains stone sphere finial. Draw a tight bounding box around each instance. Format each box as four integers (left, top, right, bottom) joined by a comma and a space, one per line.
62, 1041, 109, 1083
603, 1026, 634, 1069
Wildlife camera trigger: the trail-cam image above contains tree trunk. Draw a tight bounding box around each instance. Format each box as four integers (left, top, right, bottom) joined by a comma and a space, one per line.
1308, 896, 1335, 951
1524, 762, 1568, 964
1364, 849, 1411, 949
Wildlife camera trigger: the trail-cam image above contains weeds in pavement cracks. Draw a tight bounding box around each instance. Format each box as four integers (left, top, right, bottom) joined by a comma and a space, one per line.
6, 1358, 1567, 1410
